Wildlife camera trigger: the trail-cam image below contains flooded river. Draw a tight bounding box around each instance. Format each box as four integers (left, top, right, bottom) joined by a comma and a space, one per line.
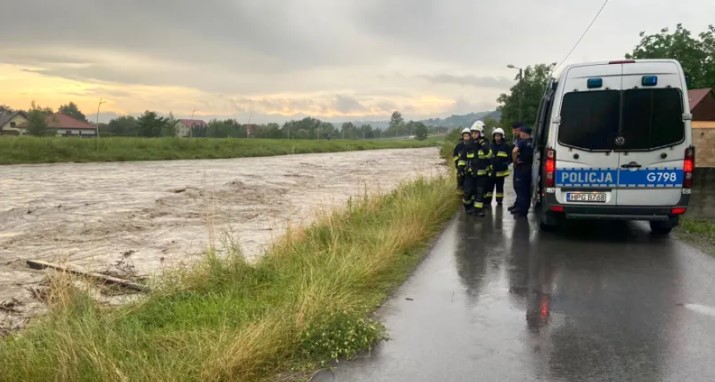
0, 148, 445, 331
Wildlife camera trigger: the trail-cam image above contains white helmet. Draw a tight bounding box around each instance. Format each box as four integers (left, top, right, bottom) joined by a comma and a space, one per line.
492, 127, 505, 136
461, 127, 471, 135
469, 121, 484, 133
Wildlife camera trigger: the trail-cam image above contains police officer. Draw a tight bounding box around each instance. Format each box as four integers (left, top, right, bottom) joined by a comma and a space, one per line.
511, 126, 534, 218
484, 127, 511, 206
463, 121, 491, 217
508, 122, 523, 212
453, 128, 471, 191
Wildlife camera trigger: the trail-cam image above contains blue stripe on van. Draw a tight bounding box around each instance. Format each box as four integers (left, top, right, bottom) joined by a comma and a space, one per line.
557, 168, 683, 188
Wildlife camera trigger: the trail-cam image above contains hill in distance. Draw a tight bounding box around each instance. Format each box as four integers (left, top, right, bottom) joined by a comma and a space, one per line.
349, 110, 501, 130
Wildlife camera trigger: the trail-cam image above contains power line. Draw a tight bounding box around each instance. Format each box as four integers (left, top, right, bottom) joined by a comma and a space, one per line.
553, 0, 611, 72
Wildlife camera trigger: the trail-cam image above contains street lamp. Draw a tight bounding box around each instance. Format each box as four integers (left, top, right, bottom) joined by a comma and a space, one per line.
507, 64, 524, 123
96, 98, 106, 138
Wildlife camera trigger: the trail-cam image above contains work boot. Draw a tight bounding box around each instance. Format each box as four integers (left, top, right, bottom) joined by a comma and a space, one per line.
477, 210, 486, 217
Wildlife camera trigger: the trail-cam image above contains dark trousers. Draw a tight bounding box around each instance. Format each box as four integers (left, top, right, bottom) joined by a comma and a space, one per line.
464, 175, 488, 212
456, 169, 465, 191
511, 172, 518, 206
514, 166, 532, 212
484, 176, 506, 204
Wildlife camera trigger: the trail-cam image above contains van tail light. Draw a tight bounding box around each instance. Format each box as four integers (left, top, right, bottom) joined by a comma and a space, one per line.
545, 148, 556, 187
671, 207, 687, 215
683, 146, 695, 189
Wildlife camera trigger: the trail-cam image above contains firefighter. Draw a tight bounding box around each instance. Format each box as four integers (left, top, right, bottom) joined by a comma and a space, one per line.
484, 127, 511, 206
453, 128, 471, 191
463, 121, 491, 217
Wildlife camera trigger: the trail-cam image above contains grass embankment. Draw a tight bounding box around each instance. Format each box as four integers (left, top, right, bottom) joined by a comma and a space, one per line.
0, 176, 459, 381
0, 136, 441, 165
676, 217, 715, 257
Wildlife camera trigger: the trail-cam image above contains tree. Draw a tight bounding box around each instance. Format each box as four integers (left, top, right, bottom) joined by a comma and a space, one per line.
136, 111, 168, 137
106, 116, 138, 136
0, 105, 13, 113
626, 24, 715, 89
359, 124, 374, 139
341, 122, 356, 139
389, 111, 405, 137
58, 102, 88, 122
26, 102, 52, 136
414, 122, 429, 141
497, 63, 554, 130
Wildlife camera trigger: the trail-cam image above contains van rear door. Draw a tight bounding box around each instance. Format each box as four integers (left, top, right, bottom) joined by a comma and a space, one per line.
616, 62, 687, 206
554, 64, 621, 207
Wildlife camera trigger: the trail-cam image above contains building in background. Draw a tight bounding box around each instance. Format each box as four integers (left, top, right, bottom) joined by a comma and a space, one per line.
176, 119, 207, 137
0, 111, 28, 135
690, 88, 715, 167
45, 113, 97, 137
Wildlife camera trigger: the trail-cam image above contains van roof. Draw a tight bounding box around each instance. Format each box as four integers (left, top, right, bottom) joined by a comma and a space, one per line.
562, 59, 681, 70
556, 59, 684, 81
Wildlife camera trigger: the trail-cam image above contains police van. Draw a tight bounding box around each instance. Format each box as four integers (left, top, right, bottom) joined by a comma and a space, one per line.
532, 59, 694, 234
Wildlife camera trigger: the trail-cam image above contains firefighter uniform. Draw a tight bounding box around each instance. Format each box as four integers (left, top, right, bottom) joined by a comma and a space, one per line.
485, 130, 511, 205
453, 128, 471, 191
463, 133, 492, 217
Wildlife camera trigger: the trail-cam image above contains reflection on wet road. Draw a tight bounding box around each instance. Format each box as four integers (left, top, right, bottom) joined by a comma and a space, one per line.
314, 207, 715, 381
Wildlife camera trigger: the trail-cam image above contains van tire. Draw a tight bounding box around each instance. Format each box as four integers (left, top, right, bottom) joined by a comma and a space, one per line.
650, 217, 678, 235
537, 206, 559, 232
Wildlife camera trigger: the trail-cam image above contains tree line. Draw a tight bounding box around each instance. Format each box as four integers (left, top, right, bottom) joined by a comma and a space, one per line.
1, 102, 439, 140
497, 24, 715, 130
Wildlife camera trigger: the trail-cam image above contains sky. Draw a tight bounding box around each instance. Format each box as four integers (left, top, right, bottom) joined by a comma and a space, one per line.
1, 0, 714, 124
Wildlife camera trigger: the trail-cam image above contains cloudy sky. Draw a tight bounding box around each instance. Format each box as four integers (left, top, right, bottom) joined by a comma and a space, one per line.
1, 0, 713, 123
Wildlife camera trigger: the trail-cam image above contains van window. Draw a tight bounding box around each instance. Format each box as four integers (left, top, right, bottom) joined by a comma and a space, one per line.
620, 88, 684, 150
559, 90, 620, 150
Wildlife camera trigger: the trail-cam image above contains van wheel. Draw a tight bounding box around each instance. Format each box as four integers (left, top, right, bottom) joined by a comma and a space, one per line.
650, 218, 678, 235
538, 206, 559, 232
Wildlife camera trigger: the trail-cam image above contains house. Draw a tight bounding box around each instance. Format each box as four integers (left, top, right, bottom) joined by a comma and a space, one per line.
689, 88, 715, 167
175, 119, 207, 137
0, 111, 28, 135
45, 113, 97, 137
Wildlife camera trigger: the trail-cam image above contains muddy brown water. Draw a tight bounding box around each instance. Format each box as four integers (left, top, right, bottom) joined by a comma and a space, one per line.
0, 148, 445, 331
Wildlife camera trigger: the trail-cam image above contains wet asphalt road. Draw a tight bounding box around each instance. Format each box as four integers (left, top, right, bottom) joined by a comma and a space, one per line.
314, 206, 715, 381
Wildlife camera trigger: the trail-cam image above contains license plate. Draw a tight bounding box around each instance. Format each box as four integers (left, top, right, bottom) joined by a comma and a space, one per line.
566, 192, 607, 203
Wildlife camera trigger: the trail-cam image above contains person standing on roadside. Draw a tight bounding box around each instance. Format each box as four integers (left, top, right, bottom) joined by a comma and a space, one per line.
511, 127, 534, 218
508, 123, 523, 212
463, 121, 491, 217
453, 128, 472, 191
484, 127, 511, 206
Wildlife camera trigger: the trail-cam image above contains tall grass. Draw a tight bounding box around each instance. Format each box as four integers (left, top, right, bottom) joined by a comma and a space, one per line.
0, 176, 459, 381
0, 136, 442, 165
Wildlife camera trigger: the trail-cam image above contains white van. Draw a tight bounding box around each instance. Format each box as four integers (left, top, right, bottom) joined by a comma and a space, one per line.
532, 59, 694, 234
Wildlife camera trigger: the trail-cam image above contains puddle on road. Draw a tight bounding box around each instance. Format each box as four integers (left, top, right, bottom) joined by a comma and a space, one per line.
0, 148, 445, 331
683, 303, 715, 318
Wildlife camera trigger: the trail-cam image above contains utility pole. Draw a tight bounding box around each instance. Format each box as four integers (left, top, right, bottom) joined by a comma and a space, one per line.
507, 65, 524, 123
189, 108, 197, 138
95, 98, 106, 138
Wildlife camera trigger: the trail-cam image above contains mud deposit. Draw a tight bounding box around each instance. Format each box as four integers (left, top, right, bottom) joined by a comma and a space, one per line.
0, 148, 444, 331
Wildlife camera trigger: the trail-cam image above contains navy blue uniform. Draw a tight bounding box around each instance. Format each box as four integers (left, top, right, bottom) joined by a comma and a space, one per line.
511, 136, 520, 207
485, 140, 512, 205
514, 138, 534, 215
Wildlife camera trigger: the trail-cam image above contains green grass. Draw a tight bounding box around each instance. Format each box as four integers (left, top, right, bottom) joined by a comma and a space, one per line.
676, 217, 715, 256
0, 136, 442, 165
0, 176, 459, 381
